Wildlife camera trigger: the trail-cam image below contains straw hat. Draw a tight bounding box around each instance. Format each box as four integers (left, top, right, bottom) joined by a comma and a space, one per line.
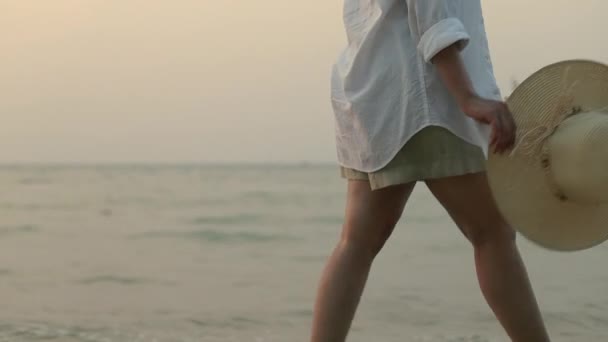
487, 59, 608, 251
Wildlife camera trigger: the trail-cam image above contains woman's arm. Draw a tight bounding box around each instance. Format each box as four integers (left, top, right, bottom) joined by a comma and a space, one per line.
430, 44, 476, 108
431, 44, 516, 153
406, 0, 516, 153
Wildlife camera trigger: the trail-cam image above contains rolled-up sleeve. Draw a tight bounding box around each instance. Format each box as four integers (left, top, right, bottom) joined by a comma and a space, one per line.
406, 0, 470, 63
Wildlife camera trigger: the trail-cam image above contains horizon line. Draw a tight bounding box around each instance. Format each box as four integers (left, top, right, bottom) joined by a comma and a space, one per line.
0, 161, 338, 167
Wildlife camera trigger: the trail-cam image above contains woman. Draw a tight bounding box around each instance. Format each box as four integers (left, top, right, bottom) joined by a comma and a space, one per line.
310, 1, 551, 341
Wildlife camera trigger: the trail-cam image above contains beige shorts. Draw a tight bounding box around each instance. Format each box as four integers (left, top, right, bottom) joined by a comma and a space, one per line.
340, 126, 486, 190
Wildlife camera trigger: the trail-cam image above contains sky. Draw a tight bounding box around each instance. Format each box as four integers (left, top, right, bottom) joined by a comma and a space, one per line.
2, 0, 607, 164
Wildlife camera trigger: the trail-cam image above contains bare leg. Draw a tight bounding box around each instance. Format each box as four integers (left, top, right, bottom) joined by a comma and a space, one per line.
310, 180, 415, 342
426, 172, 550, 342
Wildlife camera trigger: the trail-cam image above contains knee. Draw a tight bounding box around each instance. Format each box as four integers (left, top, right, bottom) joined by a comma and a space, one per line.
340, 211, 402, 258
463, 218, 516, 248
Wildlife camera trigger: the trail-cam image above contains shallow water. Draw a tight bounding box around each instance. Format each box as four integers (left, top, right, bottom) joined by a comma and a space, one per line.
0, 164, 606, 341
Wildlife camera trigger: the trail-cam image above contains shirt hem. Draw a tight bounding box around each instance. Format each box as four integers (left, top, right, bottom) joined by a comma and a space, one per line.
336, 121, 489, 174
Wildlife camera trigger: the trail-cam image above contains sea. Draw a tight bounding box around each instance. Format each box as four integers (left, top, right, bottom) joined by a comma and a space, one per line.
0, 164, 606, 342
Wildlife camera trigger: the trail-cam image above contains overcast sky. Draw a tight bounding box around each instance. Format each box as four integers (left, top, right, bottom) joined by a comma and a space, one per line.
2, 0, 607, 163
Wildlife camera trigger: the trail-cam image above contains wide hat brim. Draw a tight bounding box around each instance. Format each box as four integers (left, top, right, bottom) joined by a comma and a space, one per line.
487, 59, 608, 251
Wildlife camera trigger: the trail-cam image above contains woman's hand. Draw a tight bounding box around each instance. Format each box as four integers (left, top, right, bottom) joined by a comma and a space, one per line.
431, 44, 517, 154
461, 96, 517, 154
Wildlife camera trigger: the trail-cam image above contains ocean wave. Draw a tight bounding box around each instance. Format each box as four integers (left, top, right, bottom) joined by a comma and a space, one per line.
189, 316, 264, 330
0, 203, 87, 212
131, 229, 297, 244
0, 269, 14, 276
290, 255, 326, 263
76, 275, 161, 286
187, 214, 344, 227
18, 177, 54, 185
188, 214, 266, 225
303, 215, 343, 225
0, 225, 39, 237
0, 322, 150, 342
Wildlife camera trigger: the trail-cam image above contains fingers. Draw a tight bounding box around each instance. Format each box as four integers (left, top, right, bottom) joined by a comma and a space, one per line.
493, 113, 505, 154
505, 105, 517, 148
490, 117, 499, 151
472, 98, 517, 155
494, 104, 516, 154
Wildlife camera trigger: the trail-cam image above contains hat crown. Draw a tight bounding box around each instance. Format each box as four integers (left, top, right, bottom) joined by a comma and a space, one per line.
548, 111, 608, 204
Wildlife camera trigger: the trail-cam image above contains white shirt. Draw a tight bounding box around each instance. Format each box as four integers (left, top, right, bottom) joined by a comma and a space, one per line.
331, 0, 501, 172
